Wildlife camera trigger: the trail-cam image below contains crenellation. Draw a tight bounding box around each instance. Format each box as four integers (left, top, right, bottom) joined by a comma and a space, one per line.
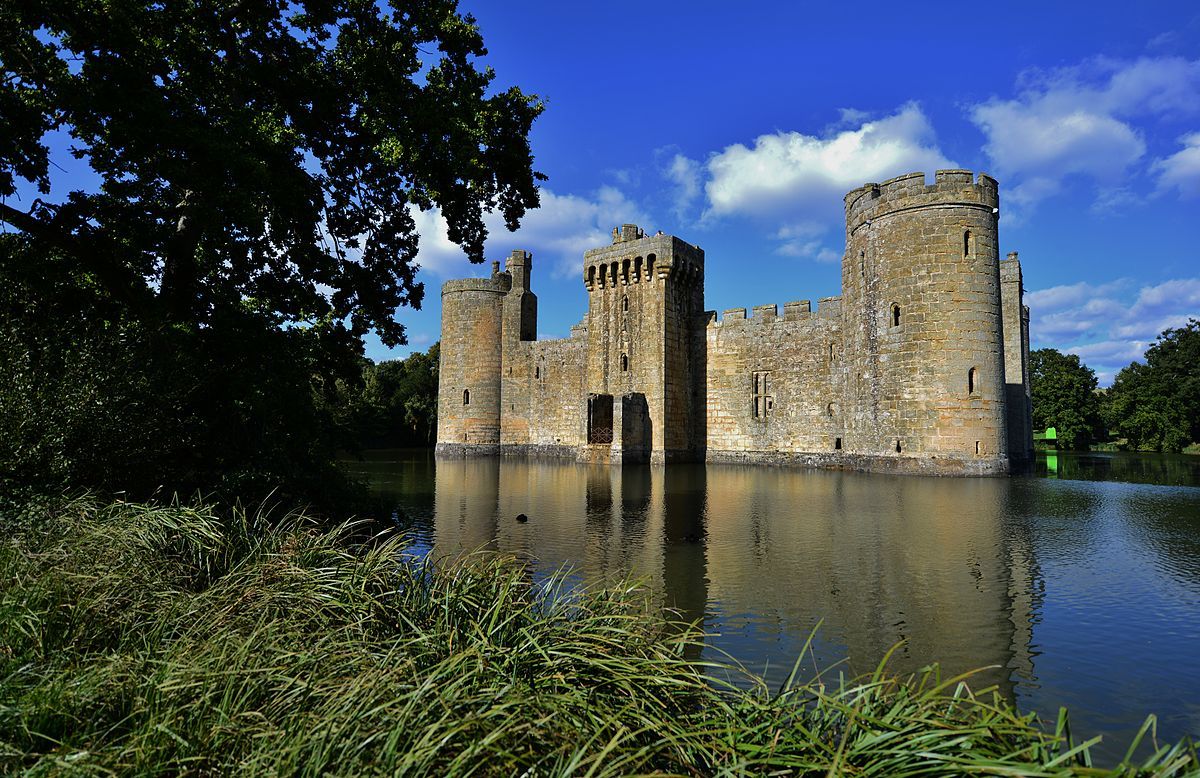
437, 170, 1032, 476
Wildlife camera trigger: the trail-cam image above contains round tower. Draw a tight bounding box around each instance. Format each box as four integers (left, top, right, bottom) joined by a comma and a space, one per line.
841, 170, 1008, 474
435, 263, 510, 454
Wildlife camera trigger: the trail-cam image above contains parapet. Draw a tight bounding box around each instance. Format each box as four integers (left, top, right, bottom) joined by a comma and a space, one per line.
707, 298, 838, 327
583, 232, 704, 291
441, 267, 512, 296
1000, 251, 1022, 283
844, 170, 999, 234
611, 224, 645, 244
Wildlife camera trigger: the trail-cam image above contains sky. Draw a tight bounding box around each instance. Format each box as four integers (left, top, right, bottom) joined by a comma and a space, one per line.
9, 1, 1199, 384
379, 0, 1200, 385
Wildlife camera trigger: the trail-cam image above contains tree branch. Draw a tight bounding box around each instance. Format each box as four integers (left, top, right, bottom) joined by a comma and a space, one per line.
0, 200, 154, 309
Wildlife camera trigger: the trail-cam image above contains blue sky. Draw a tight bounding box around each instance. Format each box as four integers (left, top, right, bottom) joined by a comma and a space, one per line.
380, 0, 1200, 385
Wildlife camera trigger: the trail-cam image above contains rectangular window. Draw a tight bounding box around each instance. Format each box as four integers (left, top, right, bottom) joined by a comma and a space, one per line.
752, 371, 773, 420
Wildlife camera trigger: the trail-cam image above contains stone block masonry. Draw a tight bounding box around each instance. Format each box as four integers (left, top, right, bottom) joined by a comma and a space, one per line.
435, 172, 1033, 476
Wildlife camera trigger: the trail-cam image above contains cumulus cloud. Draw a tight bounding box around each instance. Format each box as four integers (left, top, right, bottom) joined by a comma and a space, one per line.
1028, 276, 1200, 384
411, 186, 650, 281
969, 56, 1200, 217
703, 102, 954, 220
667, 103, 954, 259
1153, 133, 1200, 197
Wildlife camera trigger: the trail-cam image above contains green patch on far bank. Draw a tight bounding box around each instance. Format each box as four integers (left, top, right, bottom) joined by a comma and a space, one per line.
1, 497, 1196, 776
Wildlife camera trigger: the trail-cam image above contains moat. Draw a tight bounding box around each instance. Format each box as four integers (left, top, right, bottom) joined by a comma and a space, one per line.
344, 450, 1200, 762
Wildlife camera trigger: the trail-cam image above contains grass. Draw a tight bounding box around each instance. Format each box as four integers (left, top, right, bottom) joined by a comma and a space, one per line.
1, 496, 1197, 776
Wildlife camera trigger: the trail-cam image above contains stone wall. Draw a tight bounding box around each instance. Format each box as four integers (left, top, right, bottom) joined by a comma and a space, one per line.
436, 266, 509, 452
436, 171, 1030, 477
705, 300, 845, 456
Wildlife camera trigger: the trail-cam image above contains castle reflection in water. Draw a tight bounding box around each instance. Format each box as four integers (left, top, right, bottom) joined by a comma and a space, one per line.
427, 456, 1042, 699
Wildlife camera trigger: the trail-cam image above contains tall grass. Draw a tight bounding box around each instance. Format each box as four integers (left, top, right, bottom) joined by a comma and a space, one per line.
1, 496, 1196, 776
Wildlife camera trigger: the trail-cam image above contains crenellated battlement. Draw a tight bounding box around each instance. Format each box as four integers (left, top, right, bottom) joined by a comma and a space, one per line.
845, 170, 998, 234
705, 296, 842, 328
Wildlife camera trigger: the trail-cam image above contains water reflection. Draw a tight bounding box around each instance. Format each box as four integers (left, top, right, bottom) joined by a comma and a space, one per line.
346, 451, 1200, 762
1038, 450, 1200, 487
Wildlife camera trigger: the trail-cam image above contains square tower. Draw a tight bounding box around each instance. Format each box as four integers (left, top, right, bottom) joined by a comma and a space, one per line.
582, 225, 705, 462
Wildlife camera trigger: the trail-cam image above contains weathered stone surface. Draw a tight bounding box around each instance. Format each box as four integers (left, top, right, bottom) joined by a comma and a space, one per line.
435, 171, 1033, 476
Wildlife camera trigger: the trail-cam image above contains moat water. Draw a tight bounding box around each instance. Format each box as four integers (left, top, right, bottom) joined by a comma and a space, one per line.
343, 449, 1200, 762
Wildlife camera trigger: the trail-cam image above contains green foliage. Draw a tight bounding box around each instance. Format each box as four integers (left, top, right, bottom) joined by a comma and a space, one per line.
2, 496, 1197, 775
0, 1, 541, 505
1030, 348, 1106, 450
1104, 320, 1200, 453
0, 235, 364, 510
0, 0, 543, 345
1030, 349, 1104, 449
335, 344, 441, 449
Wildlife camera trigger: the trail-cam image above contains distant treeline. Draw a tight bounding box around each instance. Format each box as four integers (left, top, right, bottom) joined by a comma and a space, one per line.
339, 345, 440, 450
1031, 319, 1200, 452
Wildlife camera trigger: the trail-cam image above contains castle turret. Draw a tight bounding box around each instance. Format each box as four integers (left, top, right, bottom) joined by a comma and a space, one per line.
582, 225, 705, 462
435, 262, 510, 454
500, 250, 537, 446
1001, 252, 1033, 468
841, 170, 1008, 473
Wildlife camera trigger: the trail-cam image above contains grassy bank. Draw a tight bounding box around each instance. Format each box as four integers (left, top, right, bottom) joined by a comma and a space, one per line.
1, 498, 1195, 775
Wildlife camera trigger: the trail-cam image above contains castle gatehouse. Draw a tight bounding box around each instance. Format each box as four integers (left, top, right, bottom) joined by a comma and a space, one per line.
435, 170, 1033, 475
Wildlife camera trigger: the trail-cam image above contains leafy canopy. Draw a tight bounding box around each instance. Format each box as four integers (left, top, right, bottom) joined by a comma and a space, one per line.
1104, 319, 1200, 453
0, 0, 543, 344
1029, 348, 1105, 450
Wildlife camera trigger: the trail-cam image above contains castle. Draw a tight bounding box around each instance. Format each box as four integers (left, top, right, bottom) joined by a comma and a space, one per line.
435, 170, 1034, 476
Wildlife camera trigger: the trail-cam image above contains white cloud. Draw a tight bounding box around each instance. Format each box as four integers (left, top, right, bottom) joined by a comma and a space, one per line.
773, 223, 841, 262
969, 56, 1200, 217
664, 153, 702, 219
703, 102, 954, 221
1029, 276, 1200, 384
676, 103, 953, 260
1025, 279, 1130, 312
1152, 133, 1200, 198
411, 186, 650, 281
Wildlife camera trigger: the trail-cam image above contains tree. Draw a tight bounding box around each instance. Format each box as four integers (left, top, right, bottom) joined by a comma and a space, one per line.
347, 344, 440, 448
1104, 319, 1200, 453
1029, 348, 1105, 450
0, 1, 541, 506
1, 0, 542, 343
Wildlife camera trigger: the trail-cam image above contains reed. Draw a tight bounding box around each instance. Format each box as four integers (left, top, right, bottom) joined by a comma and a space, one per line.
1, 495, 1195, 776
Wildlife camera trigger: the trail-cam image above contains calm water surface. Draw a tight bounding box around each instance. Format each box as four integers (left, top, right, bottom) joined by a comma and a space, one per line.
344, 450, 1200, 762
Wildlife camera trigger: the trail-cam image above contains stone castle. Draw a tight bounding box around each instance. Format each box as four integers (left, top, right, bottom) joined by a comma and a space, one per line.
435, 170, 1034, 475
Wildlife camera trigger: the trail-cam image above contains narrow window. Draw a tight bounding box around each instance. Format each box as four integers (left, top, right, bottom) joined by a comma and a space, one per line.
895, 439, 902, 453
463, 389, 470, 405
829, 342, 836, 363
860, 249, 865, 278
752, 371, 772, 419
835, 437, 843, 450
968, 367, 978, 396
535, 366, 540, 379
963, 229, 971, 258
891, 304, 901, 327
975, 440, 982, 455
621, 354, 628, 372
826, 402, 837, 417
646, 253, 656, 280
622, 295, 629, 312
587, 265, 596, 288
